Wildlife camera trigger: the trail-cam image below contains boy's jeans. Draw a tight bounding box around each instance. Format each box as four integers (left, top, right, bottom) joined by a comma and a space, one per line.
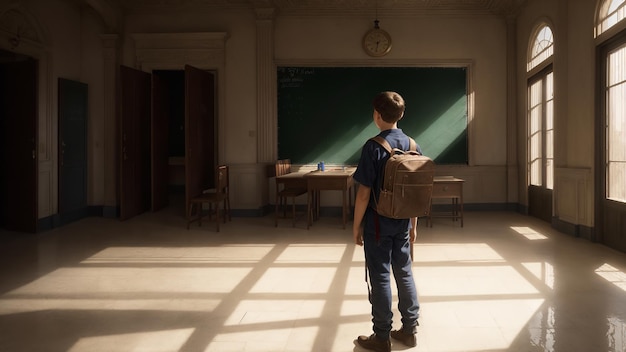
364, 230, 420, 338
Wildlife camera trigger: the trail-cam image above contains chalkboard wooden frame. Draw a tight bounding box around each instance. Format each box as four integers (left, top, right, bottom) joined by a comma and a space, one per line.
277, 64, 470, 166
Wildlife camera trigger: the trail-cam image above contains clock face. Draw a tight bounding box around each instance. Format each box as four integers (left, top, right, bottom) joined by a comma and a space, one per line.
363, 28, 392, 57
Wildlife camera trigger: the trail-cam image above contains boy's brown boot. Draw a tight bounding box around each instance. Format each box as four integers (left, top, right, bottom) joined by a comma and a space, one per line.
390, 328, 417, 347
356, 334, 391, 352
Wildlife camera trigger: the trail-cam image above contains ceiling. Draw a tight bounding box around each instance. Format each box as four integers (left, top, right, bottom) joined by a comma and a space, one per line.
110, 0, 529, 17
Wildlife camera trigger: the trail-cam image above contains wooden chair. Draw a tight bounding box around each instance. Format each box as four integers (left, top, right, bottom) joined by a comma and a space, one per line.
275, 159, 307, 227
187, 165, 230, 231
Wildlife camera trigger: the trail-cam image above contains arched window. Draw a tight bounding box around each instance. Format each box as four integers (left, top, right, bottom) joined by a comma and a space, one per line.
526, 23, 554, 222
597, 0, 626, 37
527, 24, 553, 72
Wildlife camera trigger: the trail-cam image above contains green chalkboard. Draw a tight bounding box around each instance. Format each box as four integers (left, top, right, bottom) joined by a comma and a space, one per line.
277, 66, 468, 165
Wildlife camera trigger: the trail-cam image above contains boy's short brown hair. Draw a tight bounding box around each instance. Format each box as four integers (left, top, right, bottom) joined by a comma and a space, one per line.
373, 91, 405, 123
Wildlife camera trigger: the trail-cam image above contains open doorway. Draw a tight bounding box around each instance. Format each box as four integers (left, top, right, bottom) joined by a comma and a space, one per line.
153, 70, 185, 198
152, 68, 217, 215
0, 49, 38, 233
119, 65, 217, 220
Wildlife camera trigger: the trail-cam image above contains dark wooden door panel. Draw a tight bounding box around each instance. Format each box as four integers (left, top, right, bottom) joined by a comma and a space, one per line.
151, 74, 169, 211
119, 66, 151, 221
58, 78, 88, 224
0, 57, 37, 232
529, 185, 552, 223
603, 200, 626, 253
185, 65, 216, 209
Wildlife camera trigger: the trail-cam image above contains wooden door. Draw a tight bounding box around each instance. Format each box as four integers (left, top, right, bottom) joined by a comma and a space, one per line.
0, 56, 38, 233
151, 73, 169, 211
58, 78, 88, 224
119, 66, 151, 221
185, 65, 216, 209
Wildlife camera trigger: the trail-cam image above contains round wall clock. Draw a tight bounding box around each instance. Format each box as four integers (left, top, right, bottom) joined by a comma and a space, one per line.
363, 25, 392, 57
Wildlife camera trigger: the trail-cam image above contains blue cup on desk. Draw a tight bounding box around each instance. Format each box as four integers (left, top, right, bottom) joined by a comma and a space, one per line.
320, 161, 325, 171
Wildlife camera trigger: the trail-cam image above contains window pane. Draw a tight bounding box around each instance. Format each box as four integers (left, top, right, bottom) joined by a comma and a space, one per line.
528, 80, 543, 187
546, 158, 554, 190
609, 45, 626, 85
608, 162, 626, 202
528, 25, 553, 71
546, 73, 554, 190
598, 0, 626, 36
606, 46, 626, 202
546, 129, 554, 189
608, 85, 626, 162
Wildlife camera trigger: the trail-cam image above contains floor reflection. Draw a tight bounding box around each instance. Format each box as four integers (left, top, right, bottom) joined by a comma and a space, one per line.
0, 208, 625, 351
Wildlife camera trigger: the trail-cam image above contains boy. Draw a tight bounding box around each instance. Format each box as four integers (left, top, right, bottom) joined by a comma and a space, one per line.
353, 91, 420, 352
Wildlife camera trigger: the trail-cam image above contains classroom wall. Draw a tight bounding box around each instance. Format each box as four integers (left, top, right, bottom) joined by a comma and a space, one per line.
275, 15, 511, 207
5, 0, 610, 226
0, 0, 109, 218
117, 8, 513, 210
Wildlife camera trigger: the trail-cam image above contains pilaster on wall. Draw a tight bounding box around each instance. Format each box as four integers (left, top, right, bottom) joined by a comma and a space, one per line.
255, 7, 276, 163
506, 15, 519, 205
101, 34, 118, 213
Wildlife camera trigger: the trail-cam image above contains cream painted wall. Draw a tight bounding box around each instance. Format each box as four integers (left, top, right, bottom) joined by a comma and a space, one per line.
11, 0, 96, 217
515, 0, 597, 226
121, 10, 259, 165
16, 0, 612, 220
81, 7, 107, 206
274, 16, 509, 204
275, 16, 508, 167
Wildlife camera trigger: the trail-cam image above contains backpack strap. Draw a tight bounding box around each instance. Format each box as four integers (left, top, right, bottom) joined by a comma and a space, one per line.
370, 136, 392, 154
408, 137, 417, 152
370, 135, 417, 153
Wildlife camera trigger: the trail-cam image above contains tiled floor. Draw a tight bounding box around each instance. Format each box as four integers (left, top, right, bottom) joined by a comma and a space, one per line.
1, 201, 626, 352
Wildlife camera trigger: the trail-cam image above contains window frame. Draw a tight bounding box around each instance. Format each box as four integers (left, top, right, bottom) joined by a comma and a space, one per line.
527, 65, 554, 190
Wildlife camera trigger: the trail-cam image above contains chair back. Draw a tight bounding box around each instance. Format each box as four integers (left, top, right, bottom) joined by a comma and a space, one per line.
275, 159, 293, 177
215, 165, 229, 194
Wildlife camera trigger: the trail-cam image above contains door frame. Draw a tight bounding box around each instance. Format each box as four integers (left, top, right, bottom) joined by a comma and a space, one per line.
595, 28, 626, 251
58, 78, 88, 225
527, 64, 554, 223
0, 54, 38, 232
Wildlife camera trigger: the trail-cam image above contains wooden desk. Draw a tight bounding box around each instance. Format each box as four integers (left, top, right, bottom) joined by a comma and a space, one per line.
303, 168, 356, 229
428, 176, 465, 227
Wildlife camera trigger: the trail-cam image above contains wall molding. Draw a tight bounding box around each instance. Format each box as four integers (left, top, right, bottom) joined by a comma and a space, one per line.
555, 167, 592, 227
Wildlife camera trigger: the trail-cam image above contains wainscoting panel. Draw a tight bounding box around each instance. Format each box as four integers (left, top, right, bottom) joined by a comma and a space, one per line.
555, 168, 592, 227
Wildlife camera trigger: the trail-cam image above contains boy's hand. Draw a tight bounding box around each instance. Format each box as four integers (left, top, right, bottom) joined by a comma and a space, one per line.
353, 226, 363, 246
409, 228, 417, 243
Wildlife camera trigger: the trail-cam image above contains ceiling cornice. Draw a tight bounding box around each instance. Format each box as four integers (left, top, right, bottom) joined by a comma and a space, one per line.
108, 0, 527, 18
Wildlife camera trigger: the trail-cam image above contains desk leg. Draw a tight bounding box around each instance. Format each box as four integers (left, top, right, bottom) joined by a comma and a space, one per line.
428, 200, 433, 227
452, 198, 457, 222
459, 191, 463, 227
307, 189, 312, 229
342, 189, 347, 229
316, 190, 321, 220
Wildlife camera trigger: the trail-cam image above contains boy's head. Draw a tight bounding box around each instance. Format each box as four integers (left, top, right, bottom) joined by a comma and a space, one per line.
372, 91, 405, 124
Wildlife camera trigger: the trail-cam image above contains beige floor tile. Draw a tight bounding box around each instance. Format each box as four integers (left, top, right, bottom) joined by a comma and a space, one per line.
1, 204, 626, 351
